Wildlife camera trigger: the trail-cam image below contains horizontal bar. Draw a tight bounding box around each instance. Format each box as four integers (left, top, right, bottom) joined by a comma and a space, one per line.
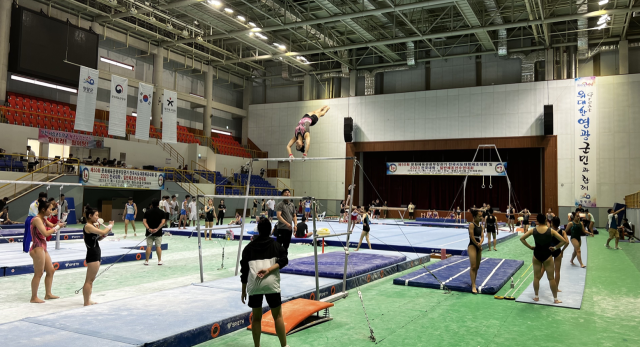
194, 225, 243, 231
315, 232, 352, 238
196, 194, 312, 200
252, 157, 357, 162
320, 291, 349, 303
0, 180, 83, 186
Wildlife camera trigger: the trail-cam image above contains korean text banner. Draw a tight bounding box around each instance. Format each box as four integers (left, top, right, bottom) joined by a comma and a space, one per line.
38, 129, 103, 148
574, 77, 597, 207
74, 66, 99, 132
386, 162, 507, 176
162, 89, 177, 144
79, 165, 165, 190
108, 75, 128, 137
135, 82, 153, 140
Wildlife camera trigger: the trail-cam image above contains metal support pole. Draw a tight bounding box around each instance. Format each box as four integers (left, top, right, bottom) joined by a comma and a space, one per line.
55, 186, 62, 250
197, 194, 204, 283
342, 161, 357, 293
312, 199, 320, 300
234, 162, 253, 276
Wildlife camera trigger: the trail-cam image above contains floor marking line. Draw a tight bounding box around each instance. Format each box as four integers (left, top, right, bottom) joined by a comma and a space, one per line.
478, 259, 505, 294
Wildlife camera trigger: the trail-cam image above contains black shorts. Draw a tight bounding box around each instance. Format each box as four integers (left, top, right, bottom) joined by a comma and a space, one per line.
276, 229, 292, 250
86, 247, 101, 264
248, 292, 282, 309
508, 216, 515, 220
164, 212, 170, 220
340, 209, 345, 214
409, 212, 414, 217
486, 229, 496, 235
304, 113, 319, 126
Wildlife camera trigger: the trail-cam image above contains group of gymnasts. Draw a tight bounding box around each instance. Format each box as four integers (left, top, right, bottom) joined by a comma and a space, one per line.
419, 208, 464, 223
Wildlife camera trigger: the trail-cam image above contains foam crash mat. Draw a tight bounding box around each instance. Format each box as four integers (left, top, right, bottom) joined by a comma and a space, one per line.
393, 256, 524, 294
280, 251, 406, 279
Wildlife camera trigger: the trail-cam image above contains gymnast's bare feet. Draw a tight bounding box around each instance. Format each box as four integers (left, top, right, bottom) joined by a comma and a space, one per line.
30, 297, 45, 303
45, 294, 60, 300
553, 299, 562, 304
533, 296, 539, 302
84, 301, 98, 306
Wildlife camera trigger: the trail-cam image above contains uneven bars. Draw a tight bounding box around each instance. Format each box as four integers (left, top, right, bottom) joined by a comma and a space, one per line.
0, 180, 83, 186
252, 157, 357, 161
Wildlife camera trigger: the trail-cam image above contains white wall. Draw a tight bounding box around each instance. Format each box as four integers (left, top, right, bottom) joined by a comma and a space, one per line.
0, 124, 39, 155
249, 74, 640, 207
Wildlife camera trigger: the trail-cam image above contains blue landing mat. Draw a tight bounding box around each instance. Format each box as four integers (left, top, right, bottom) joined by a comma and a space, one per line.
280, 251, 406, 278
394, 256, 524, 294
516, 236, 588, 309
0, 223, 26, 229
0, 321, 133, 347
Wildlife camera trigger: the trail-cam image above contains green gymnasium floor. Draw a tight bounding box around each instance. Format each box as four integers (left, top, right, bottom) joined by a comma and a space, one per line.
1, 222, 639, 347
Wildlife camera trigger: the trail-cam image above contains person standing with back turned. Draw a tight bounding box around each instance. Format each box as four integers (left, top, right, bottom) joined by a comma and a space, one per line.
275, 189, 296, 252
143, 199, 166, 266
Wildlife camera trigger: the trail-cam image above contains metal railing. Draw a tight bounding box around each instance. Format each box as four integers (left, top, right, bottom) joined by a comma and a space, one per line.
0, 156, 78, 199
276, 179, 294, 195
156, 139, 185, 168
625, 191, 640, 208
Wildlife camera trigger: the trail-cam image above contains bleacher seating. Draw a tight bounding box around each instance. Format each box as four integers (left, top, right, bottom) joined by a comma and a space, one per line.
232, 173, 277, 195
0, 158, 26, 172
212, 134, 251, 158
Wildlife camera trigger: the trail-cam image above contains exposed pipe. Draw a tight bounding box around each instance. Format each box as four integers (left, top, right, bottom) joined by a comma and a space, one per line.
577, 0, 588, 60
509, 51, 546, 82
481, 0, 507, 56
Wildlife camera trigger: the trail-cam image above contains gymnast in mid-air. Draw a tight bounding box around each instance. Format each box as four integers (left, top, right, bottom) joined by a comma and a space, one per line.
287, 105, 330, 159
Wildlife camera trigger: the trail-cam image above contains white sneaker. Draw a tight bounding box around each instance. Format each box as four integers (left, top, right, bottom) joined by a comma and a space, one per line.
158, 261, 164, 265
144, 260, 149, 266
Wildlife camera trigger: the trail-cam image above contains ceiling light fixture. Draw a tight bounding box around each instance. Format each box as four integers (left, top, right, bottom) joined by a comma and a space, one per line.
224, 8, 233, 13
237, 15, 246, 21
101, 56, 135, 70
212, 128, 232, 135
255, 33, 267, 40
207, 0, 221, 5
11, 75, 77, 93
129, 7, 137, 15
194, 20, 199, 26
250, 27, 262, 32
249, 22, 257, 27
598, 0, 609, 4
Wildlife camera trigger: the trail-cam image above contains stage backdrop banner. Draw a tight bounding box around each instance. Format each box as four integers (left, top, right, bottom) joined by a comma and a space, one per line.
162, 89, 177, 143
74, 66, 99, 132
108, 75, 128, 137
135, 82, 153, 140
79, 165, 165, 190
38, 129, 103, 148
386, 162, 507, 176
574, 77, 597, 207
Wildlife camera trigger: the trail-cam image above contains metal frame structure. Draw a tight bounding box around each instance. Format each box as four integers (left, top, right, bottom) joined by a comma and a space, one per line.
194, 156, 357, 301
462, 144, 512, 213
0, 180, 83, 250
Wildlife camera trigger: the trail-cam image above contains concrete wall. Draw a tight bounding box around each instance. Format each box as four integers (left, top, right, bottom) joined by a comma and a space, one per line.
249, 74, 640, 209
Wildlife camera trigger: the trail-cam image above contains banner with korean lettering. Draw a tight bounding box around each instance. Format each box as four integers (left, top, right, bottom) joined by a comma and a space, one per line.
108, 75, 128, 137
575, 77, 597, 207
74, 66, 99, 132
79, 165, 165, 190
162, 89, 178, 144
38, 129, 103, 148
386, 162, 507, 176
135, 82, 153, 140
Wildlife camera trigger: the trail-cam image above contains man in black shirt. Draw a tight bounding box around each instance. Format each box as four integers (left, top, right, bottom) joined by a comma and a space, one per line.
295, 216, 313, 238
143, 199, 166, 266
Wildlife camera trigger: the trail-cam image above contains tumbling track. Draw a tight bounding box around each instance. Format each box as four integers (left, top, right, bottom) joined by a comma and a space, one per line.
0, 250, 428, 346
0, 239, 167, 277
164, 222, 519, 255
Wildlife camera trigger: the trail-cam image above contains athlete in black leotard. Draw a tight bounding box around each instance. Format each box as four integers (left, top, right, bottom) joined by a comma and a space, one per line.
546, 216, 569, 291
568, 213, 586, 268
82, 207, 113, 306
520, 214, 567, 304
467, 209, 484, 294
484, 209, 498, 251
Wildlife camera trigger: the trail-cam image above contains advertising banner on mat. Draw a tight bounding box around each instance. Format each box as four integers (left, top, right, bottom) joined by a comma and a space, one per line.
162, 89, 178, 144
108, 75, 128, 137
79, 165, 165, 190
38, 129, 103, 148
574, 77, 597, 207
386, 162, 507, 176
135, 82, 153, 140
74, 66, 99, 132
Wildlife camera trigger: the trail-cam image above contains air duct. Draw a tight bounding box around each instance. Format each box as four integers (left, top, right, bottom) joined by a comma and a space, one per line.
282, 63, 304, 82
407, 42, 415, 66
482, 0, 507, 56
509, 51, 546, 82
358, 66, 412, 95
577, 0, 588, 60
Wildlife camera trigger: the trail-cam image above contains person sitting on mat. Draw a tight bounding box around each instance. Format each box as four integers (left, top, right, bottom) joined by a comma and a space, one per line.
82, 207, 113, 305
448, 211, 456, 219
286, 105, 330, 159
484, 209, 498, 251
295, 216, 313, 239
467, 209, 485, 294
229, 212, 243, 226
520, 214, 567, 304
0, 205, 19, 225
355, 207, 372, 251
240, 217, 289, 347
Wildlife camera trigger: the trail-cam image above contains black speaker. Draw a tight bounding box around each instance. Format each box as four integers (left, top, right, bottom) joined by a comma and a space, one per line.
344, 117, 353, 142
544, 105, 553, 135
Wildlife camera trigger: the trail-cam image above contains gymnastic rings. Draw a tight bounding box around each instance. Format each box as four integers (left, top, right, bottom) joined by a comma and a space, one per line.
481, 184, 486, 189
489, 185, 493, 189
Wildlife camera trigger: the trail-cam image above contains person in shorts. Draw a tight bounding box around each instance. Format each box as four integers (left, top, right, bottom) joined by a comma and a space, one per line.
275, 190, 296, 251
123, 197, 137, 237
143, 199, 166, 265
240, 217, 289, 347
295, 216, 313, 238
606, 206, 626, 250
267, 198, 276, 222
407, 202, 415, 220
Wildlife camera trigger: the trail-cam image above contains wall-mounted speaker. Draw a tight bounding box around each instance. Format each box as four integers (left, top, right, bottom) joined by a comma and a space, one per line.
544, 105, 553, 136
344, 117, 353, 142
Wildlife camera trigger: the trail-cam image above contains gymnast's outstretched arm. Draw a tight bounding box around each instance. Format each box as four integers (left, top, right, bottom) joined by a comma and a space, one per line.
286, 136, 296, 156
308, 105, 330, 117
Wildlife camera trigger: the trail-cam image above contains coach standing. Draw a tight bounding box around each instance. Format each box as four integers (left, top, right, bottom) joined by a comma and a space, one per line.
275, 189, 297, 252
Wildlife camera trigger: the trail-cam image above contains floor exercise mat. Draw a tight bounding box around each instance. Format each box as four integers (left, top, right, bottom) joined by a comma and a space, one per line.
394, 256, 524, 294
280, 251, 406, 279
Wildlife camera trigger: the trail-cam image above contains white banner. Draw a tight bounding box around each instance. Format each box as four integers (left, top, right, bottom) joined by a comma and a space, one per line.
108, 75, 128, 137
574, 77, 597, 207
79, 165, 165, 190
162, 89, 177, 143
135, 82, 153, 140
386, 162, 507, 176
74, 66, 99, 132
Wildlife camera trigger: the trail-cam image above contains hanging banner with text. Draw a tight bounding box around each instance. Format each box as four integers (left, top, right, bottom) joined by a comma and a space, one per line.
79, 165, 165, 190
386, 162, 507, 176
38, 129, 103, 148
108, 75, 128, 137
162, 89, 178, 144
135, 82, 153, 141
74, 66, 99, 132
574, 77, 597, 207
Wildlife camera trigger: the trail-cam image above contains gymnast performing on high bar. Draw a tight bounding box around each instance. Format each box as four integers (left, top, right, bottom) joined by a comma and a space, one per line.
286, 105, 330, 159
